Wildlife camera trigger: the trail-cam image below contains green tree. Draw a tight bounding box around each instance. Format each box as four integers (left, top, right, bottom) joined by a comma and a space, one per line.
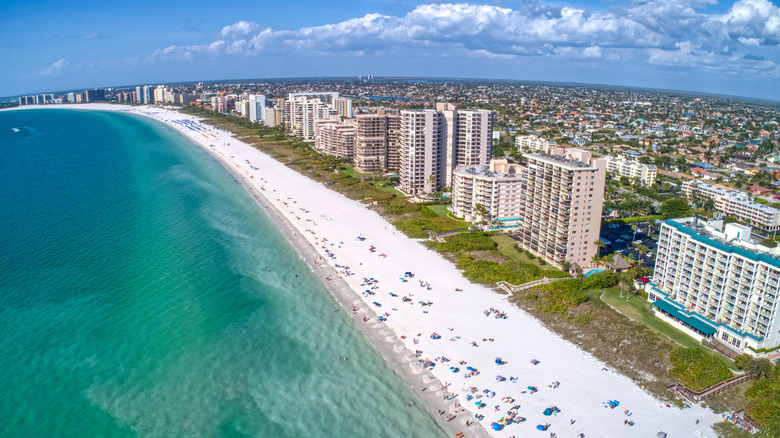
594, 239, 606, 258
660, 197, 693, 219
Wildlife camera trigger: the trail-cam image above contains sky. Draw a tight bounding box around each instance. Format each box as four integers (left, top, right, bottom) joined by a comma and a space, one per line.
2, 0, 780, 101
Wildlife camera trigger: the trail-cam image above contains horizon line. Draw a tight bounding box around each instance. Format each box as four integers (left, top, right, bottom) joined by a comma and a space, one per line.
5, 76, 780, 108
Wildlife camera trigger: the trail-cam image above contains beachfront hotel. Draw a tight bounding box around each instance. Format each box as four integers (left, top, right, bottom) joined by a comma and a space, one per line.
599, 156, 657, 187
514, 148, 606, 268
314, 121, 355, 159
450, 159, 524, 228
353, 112, 400, 173
450, 148, 606, 268
682, 180, 780, 232
515, 135, 557, 153
648, 217, 780, 353
398, 104, 493, 195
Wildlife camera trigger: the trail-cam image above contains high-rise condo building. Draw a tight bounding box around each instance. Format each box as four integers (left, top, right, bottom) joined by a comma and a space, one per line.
451, 159, 525, 228
399, 104, 493, 195
248, 94, 266, 123
314, 121, 355, 159
141, 85, 154, 104
648, 217, 780, 353
450, 107, 493, 184
264, 107, 284, 128
284, 95, 334, 140
353, 112, 400, 173
399, 109, 445, 194
682, 180, 780, 232
153, 85, 166, 104
514, 148, 606, 267
84, 89, 105, 102
334, 98, 353, 118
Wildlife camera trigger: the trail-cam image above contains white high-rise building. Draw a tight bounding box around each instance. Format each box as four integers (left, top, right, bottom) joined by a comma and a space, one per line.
248, 94, 266, 123
398, 104, 493, 195
399, 109, 445, 194
451, 159, 524, 228
648, 217, 780, 353
284, 96, 333, 140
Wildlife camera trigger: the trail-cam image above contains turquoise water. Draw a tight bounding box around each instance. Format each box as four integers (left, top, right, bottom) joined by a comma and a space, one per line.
0, 109, 444, 438
584, 269, 605, 277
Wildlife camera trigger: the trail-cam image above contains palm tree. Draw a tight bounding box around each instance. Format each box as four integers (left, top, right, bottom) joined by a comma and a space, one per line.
594, 239, 606, 258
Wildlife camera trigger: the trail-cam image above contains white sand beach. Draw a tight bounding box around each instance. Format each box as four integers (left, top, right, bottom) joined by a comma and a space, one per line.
20, 104, 725, 437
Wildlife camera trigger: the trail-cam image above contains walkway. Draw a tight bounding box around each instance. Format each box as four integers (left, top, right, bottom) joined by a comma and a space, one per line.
496, 276, 571, 293
668, 373, 753, 402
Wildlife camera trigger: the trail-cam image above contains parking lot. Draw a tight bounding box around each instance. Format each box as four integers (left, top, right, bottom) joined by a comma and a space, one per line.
600, 220, 659, 268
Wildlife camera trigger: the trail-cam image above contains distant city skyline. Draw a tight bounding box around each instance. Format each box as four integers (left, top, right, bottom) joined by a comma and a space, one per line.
3, 0, 780, 101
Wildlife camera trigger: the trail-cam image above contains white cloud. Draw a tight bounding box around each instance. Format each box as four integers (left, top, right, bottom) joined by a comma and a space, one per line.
582, 45, 603, 58
39, 58, 69, 76
126, 2, 779, 83
708, 0, 780, 44
738, 36, 764, 46
220, 21, 259, 38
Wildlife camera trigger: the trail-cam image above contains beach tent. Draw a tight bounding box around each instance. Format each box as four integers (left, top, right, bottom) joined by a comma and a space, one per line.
543, 408, 552, 416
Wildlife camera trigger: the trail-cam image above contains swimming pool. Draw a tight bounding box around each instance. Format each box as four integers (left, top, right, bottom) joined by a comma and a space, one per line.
584, 268, 605, 277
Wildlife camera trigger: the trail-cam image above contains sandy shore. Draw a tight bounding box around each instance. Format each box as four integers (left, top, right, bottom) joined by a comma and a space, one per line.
10, 104, 724, 437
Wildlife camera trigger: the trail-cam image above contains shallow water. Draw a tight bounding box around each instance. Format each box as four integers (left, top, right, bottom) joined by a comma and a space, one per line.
0, 109, 445, 438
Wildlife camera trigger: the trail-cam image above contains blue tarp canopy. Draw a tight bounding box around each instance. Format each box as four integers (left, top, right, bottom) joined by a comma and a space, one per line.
653, 300, 717, 336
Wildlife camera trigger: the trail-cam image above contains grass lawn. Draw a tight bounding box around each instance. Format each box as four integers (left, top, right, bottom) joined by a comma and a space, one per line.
600, 289, 738, 371
491, 234, 562, 272
341, 164, 406, 198
426, 204, 453, 218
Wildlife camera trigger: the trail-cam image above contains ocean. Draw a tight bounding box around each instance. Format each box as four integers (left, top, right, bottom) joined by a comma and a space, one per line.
0, 109, 444, 438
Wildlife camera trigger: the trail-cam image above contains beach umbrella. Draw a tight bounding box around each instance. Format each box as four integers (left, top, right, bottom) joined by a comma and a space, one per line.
466, 366, 475, 371
492, 423, 502, 431
536, 425, 546, 431
528, 386, 535, 390
543, 408, 552, 416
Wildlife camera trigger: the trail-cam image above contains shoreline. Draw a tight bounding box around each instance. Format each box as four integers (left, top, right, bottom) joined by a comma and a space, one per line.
4, 104, 724, 437
202, 130, 485, 438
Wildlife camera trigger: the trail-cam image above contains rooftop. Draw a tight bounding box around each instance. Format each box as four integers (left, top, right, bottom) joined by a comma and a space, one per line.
666, 217, 780, 267
525, 152, 595, 170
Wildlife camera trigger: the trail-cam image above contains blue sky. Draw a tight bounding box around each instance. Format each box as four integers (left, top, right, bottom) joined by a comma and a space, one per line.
3, 0, 780, 100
